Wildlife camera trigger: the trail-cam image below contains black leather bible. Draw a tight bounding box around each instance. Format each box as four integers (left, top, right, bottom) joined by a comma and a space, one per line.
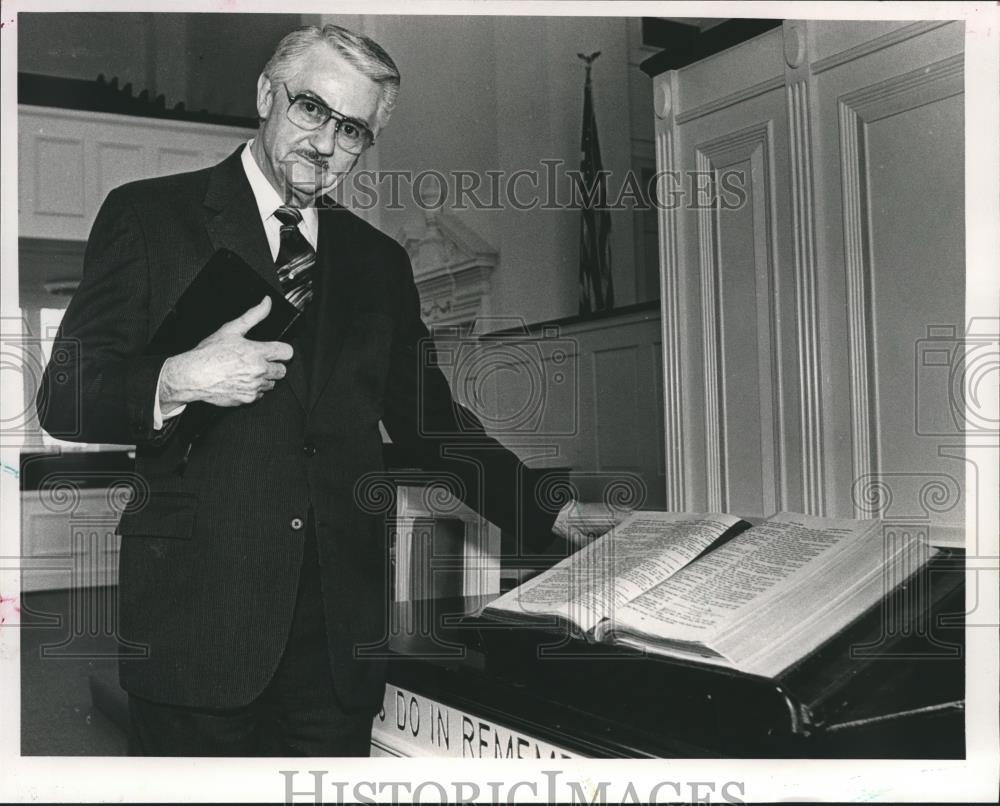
145, 248, 300, 356
144, 249, 300, 472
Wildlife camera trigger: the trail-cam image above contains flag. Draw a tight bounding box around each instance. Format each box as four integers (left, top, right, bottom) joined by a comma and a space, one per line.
577, 54, 614, 314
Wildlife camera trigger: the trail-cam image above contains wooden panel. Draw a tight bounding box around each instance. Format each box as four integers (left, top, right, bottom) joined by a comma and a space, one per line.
20, 489, 123, 592
669, 72, 792, 519
155, 147, 207, 176
96, 142, 145, 202
471, 336, 580, 440
392, 485, 500, 603
569, 314, 665, 508
694, 124, 782, 517
821, 53, 964, 522
592, 345, 641, 471
652, 339, 666, 480
676, 27, 784, 119
653, 20, 965, 525
799, 20, 967, 528
654, 71, 688, 511
785, 68, 823, 515
865, 93, 964, 524
18, 106, 253, 242
34, 136, 86, 218
716, 155, 768, 516
22, 511, 74, 557
457, 308, 665, 509
810, 21, 958, 73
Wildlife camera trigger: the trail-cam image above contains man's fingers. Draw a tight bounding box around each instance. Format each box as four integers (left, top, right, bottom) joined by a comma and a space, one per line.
569, 503, 616, 527
263, 361, 287, 381
218, 295, 272, 335
258, 340, 294, 362
570, 502, 631, 526
561, 502, 633, 541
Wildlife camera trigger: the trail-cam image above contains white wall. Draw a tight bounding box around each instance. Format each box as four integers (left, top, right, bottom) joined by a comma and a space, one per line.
331, 14, 645, 326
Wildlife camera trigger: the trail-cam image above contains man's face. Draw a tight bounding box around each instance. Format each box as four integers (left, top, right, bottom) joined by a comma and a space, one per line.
253, 43, 381, 207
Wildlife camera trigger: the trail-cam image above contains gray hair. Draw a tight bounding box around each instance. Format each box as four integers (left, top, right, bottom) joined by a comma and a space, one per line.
262, 24, 400, 133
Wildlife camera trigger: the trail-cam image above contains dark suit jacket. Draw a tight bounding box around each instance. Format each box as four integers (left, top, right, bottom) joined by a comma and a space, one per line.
37, 146, 561, 712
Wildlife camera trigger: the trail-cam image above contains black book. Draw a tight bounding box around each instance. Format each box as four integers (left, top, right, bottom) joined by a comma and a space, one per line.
145, 248, 299, 355
145, 249, 300, 469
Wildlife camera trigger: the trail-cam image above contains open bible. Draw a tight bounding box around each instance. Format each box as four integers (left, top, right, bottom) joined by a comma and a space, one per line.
480, 511, 937, 678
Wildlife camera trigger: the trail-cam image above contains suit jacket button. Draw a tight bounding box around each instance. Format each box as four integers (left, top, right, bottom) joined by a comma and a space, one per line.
290, 517, 304, 531
302, 442, 317, 457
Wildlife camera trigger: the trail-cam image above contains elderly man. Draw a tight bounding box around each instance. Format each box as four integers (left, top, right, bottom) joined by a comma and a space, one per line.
38, 24, 617, 757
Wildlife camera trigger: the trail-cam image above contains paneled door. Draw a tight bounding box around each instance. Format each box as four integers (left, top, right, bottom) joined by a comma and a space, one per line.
652, 20, 965, 539
654, 27, 799, 518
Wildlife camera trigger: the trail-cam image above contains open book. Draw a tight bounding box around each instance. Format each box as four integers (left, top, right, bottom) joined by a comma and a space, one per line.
481, 511, 937, 678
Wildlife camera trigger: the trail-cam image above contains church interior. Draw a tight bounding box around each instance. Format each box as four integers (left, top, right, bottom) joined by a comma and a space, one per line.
9, 11, 977, 762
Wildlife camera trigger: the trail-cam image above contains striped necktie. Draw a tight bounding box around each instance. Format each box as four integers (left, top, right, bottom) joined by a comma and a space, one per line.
273, 206, 316, 310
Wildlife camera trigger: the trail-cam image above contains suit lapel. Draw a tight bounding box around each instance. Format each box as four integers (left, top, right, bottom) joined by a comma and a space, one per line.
202, 146, 308, 408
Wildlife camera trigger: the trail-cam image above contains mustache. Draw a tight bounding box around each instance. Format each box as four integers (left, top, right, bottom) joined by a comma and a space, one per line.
295, 150, 329, 168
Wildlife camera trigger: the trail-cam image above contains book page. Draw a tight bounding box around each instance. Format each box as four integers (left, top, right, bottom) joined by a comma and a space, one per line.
717, 531, 937, 677
607, 512, 879, 643
483, 512, 744, 634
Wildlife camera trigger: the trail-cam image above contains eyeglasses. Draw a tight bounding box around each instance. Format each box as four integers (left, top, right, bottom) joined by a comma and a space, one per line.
282, 84, 375, 155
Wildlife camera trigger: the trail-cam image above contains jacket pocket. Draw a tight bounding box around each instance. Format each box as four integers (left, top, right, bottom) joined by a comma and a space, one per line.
116, 491, 199, 539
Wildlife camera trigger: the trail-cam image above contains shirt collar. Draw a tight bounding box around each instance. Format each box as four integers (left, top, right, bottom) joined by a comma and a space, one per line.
241, 140, 319, 245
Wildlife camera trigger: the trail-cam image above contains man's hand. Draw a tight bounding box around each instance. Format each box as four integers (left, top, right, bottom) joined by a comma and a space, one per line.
553, 501, 633, 550
159, 296, 294, 408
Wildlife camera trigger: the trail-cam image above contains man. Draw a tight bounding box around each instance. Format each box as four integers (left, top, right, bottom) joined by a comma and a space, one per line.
37, 24, 618, 757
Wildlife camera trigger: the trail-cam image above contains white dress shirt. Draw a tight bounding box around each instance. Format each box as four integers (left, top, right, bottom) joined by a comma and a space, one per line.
240, 139, 319, 260
153, 141, 318, 428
